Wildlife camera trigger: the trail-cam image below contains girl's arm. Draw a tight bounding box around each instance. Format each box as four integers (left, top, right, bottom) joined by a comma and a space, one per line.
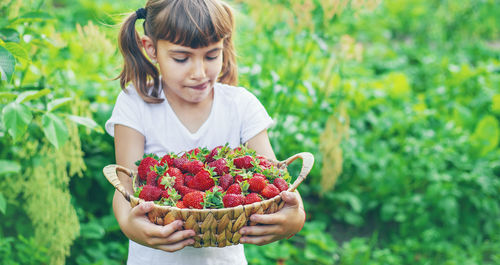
240, 129, 306, 245
113, 124, 195, 252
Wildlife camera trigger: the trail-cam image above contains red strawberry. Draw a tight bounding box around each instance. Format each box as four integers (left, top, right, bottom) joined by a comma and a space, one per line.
233, 155, 254, 169
139, 185, 162, 201
248, 174, 267, 193
173, 157, 189, 170
173, 174, 184, 189
183, 191, 205, 209
219, 173, 234, 190
226, 183, 242, 194
234, 174, 244, 183
176, 201, 186, 208
185, 148, 201, 157
209, 185, 223, 192
165, 167, 182, 178
223, 193, 245, 207
257, 156, 273, 169
159, 154, 175, 167
161, 189, 170, 199
146, 171, 158, 186
208, 158, 229, 175
184, 160, 204, 175
273, 178, 289, 192
187, 169, 215, 191
205, 145, 223, 163
245, 193, 262, 205
157, 174, 176, 190
177, 185, 197, 196
137, 157, 159, 181
184, 173, 194, 185
261, 184, 280, 199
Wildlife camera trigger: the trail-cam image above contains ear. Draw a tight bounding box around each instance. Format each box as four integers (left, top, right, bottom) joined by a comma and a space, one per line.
141, 36, 156, 61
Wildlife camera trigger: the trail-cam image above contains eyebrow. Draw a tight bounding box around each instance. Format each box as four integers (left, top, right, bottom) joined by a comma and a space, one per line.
168, 47, 222, 55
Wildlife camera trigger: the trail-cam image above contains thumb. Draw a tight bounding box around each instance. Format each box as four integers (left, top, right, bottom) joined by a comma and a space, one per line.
132, 201, 155, 216
280, 191, 299, 206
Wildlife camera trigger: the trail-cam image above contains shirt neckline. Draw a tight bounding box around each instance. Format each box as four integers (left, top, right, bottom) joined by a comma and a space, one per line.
160, 82, 218, 138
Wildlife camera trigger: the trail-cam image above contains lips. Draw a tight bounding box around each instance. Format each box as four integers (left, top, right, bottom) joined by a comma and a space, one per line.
189, 82, 209, 90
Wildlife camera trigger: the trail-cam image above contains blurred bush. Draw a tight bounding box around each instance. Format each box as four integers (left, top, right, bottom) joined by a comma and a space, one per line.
0, 0, 499, 264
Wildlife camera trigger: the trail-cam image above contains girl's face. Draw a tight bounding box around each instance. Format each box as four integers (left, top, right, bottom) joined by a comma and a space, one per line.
148, 39, 224, 105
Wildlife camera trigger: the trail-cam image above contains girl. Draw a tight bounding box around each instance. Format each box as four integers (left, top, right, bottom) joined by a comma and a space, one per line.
105, 0, 305, 264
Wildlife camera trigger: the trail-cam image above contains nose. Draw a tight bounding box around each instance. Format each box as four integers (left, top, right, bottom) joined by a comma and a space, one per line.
190, 59, 206, 80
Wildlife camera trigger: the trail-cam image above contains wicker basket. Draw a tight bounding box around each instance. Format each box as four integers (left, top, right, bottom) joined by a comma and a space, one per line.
103, 152, 314, 248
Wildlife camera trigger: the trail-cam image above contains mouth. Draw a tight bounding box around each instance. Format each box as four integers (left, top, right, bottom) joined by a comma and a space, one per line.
189, 81, 209, 90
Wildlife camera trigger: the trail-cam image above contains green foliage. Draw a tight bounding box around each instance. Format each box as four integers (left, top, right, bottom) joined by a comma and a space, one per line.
0, 0, 499, 264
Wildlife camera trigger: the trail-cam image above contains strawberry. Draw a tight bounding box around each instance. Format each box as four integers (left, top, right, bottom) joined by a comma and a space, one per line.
226, 183, 242, 194
159, 154, 175, 167
176, 201, 186, 209
248, 174, 267, 193
209, 185, 223, 192
166, 167, 182, 178
205, 145, 223, 163
184, 160, 204, 175
173, 157, 189, 170
257, 156, 273, 169
139, 185, 162, 201
137, 157, 159, 181
146, 171, 158, 186
261, 184, 280, 199
219, 173, 234, 190
161, 189, 170, 199
245, 193, 262, 205
157, 174, 175, 190
234, 174, 244, 183
233, 155, 254, 169
223, 193, 245, 207
183, 173, 194, 186
173, 174, 184, 189
208, 158, 229, 175
177, 185, 197, 196
183, 191, 205, 209
187, 169, 215, 191
273, 178, 289, 192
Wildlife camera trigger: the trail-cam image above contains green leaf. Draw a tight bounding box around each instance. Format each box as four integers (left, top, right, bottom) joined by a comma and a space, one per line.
4, 42, 29, 62
11, 11, 53, 24
471, 115, 500, 156
0, 160, 21, 175
0, 193, 5, 214
0, 28, 20, 43
0, 91, 17, 103
1, 102, 32, 141
0, 45, 15, 82
15, 88, 51, 103
80, 222, 105, 239
42, 113, 69, 149
47, 97, 72, 112
67, 114, 103, 133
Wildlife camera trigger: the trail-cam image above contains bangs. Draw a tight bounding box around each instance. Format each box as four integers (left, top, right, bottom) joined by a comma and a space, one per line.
151, 0, 231, 48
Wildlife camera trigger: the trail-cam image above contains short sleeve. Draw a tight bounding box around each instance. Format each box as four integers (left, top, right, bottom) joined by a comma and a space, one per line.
239, 89, 274, 144
105, 89, 145, 137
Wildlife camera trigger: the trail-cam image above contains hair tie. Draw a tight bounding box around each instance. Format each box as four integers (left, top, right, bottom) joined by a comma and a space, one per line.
136, 8, 147, 19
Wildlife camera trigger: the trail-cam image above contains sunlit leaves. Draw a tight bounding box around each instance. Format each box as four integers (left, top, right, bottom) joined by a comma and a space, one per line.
42, 113, 69, 149
1, 102, 32, 141
471, 115, 500, 156
0, 45, 15, 82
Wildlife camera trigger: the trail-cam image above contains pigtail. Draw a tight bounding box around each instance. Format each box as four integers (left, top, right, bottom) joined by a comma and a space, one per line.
218, 2, 238, 86
117, 11, 162, 103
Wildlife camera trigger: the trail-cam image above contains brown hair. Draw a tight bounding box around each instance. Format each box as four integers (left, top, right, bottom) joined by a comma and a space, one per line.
117, 0, 237, 103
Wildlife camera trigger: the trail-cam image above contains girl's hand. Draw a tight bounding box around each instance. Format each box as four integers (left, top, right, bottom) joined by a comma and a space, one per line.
121, 201, 196, 252
238, 191, 306, 245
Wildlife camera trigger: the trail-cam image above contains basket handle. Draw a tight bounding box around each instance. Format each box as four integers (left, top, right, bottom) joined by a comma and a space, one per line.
103, 164, 135, 202
279, 152, 314, 192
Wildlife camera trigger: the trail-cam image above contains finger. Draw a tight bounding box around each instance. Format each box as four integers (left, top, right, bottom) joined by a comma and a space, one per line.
239, 224, 280, 236
155, 238, 196, 252
139, 219, 180, 238
280, 191, 299, 205
248, 212, 286, 225
131, 201, 155, 216
147, 230, 196, 246
239, 234, 275, 246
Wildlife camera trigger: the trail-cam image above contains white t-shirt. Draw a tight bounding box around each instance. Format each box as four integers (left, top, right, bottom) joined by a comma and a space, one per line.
105, 82, 274, 265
